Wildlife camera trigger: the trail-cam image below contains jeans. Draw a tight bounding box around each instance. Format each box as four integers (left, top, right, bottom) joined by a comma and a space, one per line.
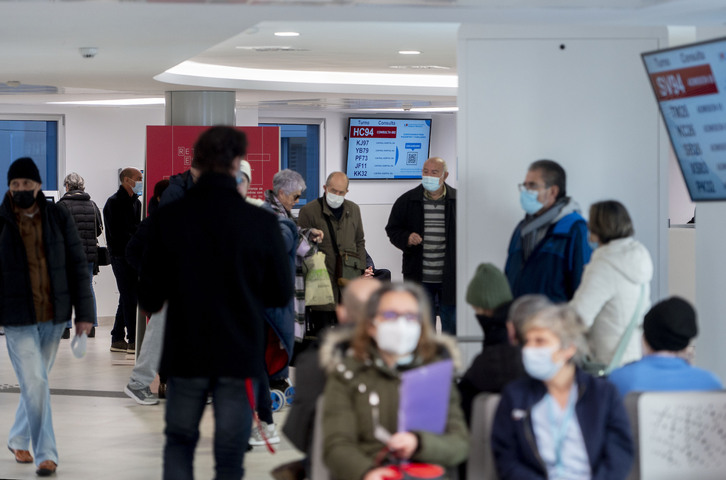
67, 263, 98, 329
4, 321, 66, 466
128, 304, 167, 390
422, 282, 457, 335
110, 255, 138, 343
164, 376, 255, 480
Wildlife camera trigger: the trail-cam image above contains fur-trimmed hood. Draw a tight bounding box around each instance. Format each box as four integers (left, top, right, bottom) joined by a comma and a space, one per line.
319, 325, 463, 374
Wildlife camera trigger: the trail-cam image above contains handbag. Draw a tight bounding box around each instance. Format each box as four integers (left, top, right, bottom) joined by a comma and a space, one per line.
580, 284, 646, 377
303, 250, 335, 306
94, 208, 111, 267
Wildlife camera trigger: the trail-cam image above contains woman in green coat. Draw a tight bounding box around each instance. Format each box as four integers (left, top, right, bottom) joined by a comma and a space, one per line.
320, 282, 469, 480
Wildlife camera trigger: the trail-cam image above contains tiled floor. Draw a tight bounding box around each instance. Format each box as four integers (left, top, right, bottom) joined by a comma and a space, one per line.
0, 317, 303, 479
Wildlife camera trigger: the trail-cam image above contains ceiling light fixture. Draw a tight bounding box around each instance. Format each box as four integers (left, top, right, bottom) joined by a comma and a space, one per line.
360, 106, 459, 113
274, 32, 300, 37
398, 50, 421, 55
48, 98, 165, 106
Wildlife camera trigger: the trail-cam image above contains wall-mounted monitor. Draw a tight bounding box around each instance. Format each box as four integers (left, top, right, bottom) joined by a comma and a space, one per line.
642, 37, 726, 201
345, 118, 432, 180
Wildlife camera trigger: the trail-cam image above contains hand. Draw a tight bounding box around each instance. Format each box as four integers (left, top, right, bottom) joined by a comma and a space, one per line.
310, 228, 324, 243
387, 432, 418, 460
363, 466, 399, 480
364, 266, 374, 278
407, 232, 423, 246
75, 321, 93, 336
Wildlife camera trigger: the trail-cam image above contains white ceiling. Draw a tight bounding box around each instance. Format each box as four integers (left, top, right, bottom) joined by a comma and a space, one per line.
0, 0, 724, 111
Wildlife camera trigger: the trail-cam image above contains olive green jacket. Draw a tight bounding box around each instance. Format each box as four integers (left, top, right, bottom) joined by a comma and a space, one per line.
320, 332, 469, 480
298, 197, 366, 306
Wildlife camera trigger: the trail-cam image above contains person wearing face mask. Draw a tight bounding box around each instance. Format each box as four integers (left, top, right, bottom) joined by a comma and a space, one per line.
492, 304, 633, 480
298, 171, 366, 308
457, 264, 529, 424
0, 157, 94, 476
505, 159, 591, 303
569, 200, 653, 368
386, 157, 457, 335
103, 166, 143, 353
321, 282, 469, 480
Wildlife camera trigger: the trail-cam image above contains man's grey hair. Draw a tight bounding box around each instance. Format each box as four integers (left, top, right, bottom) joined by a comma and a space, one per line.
272, 169, 306, 196
63, 172, 85, 191
426, 156, 448, 173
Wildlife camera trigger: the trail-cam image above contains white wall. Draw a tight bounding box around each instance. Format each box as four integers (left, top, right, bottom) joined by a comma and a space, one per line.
457, 26, 669, 362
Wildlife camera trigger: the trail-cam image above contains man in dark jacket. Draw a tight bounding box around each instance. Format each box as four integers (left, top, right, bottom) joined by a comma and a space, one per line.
505, 159, 591, 302
385, 157, 457, 334
103, 166, 142, 353
57, 172, 102, 337
0, 157, 94, 476
138, 126, 293, 480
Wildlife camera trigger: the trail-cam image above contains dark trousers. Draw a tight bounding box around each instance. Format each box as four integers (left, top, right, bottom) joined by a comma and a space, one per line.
110, 255, 138, 343
164, 376, 254, 480
422, 282, 457, 335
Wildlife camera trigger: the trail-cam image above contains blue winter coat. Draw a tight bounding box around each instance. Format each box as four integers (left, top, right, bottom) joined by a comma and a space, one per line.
491, 368, 634, 480
505, 210, 591, 302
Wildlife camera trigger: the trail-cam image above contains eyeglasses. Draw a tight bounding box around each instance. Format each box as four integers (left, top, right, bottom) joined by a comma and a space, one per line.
518, 182, 547, 192
376, 311, 420, 323
293, 194, 301, 201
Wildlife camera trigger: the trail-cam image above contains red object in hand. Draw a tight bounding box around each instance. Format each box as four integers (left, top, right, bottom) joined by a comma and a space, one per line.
388, 463, 446, 479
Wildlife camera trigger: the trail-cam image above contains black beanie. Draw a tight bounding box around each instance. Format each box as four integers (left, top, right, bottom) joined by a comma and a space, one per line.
643, 297, 698, 352
7, 157, 42, 185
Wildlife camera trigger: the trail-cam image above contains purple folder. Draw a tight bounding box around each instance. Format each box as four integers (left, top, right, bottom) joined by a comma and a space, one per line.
397, 359, 454, 435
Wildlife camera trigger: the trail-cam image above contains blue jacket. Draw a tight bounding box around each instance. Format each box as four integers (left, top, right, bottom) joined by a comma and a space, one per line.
505, 210, 591, 302
492, 368, 634, 480
608, 355, 723, 398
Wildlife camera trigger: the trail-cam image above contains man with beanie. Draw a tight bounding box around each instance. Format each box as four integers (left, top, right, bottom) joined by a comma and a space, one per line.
103, 166, 143, 353
0, 157, 94, 476
458, 263, 525, 423
608, 296, 723, 397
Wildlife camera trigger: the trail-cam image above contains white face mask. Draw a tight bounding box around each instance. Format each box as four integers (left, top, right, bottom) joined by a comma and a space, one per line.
326, 191, 345, 209
521, 345, 564, 381
375, 318, 421, 356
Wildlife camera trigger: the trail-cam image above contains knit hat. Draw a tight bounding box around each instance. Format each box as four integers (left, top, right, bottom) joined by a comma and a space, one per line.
643, 297, 698, 352
466, 263, 513, 310
240, 160, 252, 183
7, 157, 42, 185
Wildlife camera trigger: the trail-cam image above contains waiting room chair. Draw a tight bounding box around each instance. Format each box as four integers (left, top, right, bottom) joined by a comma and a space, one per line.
310, 396, 331, 480
624, 390, 726, 480
466, 392, 501, 480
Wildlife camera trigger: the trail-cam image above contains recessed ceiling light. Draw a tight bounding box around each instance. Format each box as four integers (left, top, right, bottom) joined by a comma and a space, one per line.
274, 32, 300, 37
398, 50, 421, 55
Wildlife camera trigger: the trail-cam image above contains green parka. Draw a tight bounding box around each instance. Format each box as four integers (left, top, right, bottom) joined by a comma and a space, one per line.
320, 330, 469, 480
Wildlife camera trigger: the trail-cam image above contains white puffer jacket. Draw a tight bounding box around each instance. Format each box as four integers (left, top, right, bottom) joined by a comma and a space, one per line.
570, 237, 653, 367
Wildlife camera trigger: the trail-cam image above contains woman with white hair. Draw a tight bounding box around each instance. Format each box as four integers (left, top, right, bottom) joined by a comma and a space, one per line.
57, 172, 102, 337
491, 304, 633, 480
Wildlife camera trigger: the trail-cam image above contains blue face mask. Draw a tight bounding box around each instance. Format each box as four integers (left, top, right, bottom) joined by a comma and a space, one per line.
588, 240, 599, 250
421, 175, 441, 192
132, 180, 143, 196
519, 189, 543, 215
522, 346, 564, 381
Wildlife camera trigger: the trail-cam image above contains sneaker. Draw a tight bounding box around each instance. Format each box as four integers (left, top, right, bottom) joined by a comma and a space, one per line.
61, 328, 71, 339
124, 384, 159, 405
127, 342, 136, 353
88, 326, 96, 338
249, 421, 280, 446
110, 340, 128, 352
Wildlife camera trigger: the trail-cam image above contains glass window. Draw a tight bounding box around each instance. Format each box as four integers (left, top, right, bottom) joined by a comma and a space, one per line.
259, 122, 320, 206
0, 119, 59, 199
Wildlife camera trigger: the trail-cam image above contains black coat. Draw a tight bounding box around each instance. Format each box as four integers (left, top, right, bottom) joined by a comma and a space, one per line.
103, 186, 141, 257
57, 190, 102, 265
385, 183, 457, 304
138, 173, 294, 379
0, 192, 94, 326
